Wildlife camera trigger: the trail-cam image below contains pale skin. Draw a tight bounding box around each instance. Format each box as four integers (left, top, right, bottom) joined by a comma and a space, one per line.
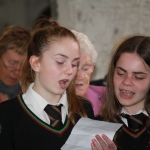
75, 54, 92, 96
30, 38, 80, 104
114, 53, 150, 114
91, 134, 117, 150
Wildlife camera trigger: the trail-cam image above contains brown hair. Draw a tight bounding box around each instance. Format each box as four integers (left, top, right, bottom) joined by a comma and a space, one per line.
100, 35, 150, 122
21, 17, 87, 124
0, 25, 30, 56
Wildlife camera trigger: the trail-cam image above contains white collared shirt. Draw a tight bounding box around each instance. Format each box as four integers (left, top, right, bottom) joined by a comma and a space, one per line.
22, 83, 68, 124
120, 108, 149, 126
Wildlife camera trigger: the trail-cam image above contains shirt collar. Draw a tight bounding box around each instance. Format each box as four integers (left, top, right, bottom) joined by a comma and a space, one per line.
121, 108, 148, 116
24, 83, 68, 116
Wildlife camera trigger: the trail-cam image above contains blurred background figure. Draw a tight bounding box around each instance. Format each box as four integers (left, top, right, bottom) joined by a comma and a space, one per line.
0, 26, 30, 102
72, 30, 106, 116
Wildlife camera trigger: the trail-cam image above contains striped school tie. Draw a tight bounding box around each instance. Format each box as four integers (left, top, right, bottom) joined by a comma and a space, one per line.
44, 104, 63, 129
121, 112, 148, 131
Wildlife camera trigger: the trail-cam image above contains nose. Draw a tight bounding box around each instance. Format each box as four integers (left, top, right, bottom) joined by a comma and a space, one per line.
14, 63, 22, 71
11, 64, 22, 76
122, 75, 134, 86
65, 64, 73, 75
11, 69, 21, 77
76, 69, 84, 80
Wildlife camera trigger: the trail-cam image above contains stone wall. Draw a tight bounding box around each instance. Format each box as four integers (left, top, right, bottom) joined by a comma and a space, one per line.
1, 0, 150, 80
57, 0, 150, 80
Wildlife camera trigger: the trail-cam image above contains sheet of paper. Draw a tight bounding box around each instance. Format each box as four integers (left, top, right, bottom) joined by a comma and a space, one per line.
61, 118, 122, 150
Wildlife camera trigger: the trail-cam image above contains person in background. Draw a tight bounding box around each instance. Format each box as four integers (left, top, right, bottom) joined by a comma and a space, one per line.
0, 25, 30, 102
93, 35, 150, 150
72, 30, 106, 116
0, 18, 95, 150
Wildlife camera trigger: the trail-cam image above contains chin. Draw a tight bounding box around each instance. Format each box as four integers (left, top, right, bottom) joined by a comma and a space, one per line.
5, 82, 18, 87
77, 92, 84, 97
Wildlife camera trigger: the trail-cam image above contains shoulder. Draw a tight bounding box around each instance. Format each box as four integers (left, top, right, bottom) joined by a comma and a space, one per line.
77, 95, 92, 106
88, 85, 106, 93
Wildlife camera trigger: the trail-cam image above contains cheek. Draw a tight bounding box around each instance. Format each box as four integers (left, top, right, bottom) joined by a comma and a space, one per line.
135, 82, 150, 95
40, 66, 59, 81
113, 76, 117, 88
84, 75, 90, 88
113, 76, 121, 96
1, 69, 10, 76
113, 74, 121, 87
71, 69, 78, 78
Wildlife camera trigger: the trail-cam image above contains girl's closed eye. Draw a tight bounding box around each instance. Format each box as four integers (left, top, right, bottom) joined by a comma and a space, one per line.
117, 71, 125, 76
117, 72, 123, 76
134, 76, 145, 80
56, 61, 65, 65
72, 63, 78, 68
135, 77, 143, 80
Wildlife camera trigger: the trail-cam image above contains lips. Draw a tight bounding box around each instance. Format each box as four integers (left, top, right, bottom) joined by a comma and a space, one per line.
120, 89, 135, 98
59, 79, 69, 89
75, 83, 84, 90
75, 83, 83, 87
9, 77, 18, 83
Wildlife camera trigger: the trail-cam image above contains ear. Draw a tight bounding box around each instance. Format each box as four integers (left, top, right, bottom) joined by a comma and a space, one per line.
29, 56, 40, 72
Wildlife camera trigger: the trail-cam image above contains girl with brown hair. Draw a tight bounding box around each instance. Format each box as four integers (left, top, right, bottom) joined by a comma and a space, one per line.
93, 35, 150, 150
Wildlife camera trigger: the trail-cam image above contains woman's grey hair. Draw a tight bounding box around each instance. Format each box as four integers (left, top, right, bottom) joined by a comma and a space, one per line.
71, 30, 97, 63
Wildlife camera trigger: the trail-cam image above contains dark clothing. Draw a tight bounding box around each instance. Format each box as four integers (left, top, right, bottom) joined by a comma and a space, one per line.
115, 121, 150, 150
90, 78, 106, 86
0, 95, 94, 150
0, 80, 21, 99
96, 116, 150, 150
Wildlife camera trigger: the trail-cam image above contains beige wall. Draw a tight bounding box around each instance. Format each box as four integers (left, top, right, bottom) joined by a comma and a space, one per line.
1, 0, 150, 81
57, 0, 150, 80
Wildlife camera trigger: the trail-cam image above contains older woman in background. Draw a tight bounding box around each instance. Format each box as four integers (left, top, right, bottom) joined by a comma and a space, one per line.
0, 26, 30, 102
72, 30, 106, 116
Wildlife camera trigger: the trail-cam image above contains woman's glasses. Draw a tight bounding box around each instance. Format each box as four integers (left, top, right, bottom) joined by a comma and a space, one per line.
78, 63, 95, 75
0, 57, 22, 72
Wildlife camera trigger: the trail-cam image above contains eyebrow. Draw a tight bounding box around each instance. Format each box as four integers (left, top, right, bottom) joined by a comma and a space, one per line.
55, 54, 80, 61
116, 67, 148, 75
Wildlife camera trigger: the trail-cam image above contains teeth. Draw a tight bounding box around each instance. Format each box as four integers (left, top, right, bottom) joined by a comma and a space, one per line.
121, 90, 133, 95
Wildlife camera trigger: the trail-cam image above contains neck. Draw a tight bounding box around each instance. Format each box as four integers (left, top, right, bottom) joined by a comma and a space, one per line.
123, 107, 144, 115
32, 83, 62, 104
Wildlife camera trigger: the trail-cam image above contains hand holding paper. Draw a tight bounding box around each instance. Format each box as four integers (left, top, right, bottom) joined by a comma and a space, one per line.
61, 118, 122, 150
91, 134, 117, 150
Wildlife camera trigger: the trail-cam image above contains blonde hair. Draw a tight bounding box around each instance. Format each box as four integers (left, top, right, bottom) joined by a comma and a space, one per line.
71, 30, 97, 63
0, 25, 30, 56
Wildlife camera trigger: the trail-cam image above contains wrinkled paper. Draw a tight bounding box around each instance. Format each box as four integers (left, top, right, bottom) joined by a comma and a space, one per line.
61, 118, 122, 150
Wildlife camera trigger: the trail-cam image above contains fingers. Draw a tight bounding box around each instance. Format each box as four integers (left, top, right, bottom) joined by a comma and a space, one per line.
91, 139, 103, 150
91, 134, 117, 150
101, 134, 117, 149
95, 134, 108, 149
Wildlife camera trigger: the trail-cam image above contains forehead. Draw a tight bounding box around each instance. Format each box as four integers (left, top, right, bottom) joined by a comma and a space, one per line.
2, 50, 25, 63
116, 53, 150, 72
2, 49, 25, 60
43, 38, 80, 58
79, 54, 92, 64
